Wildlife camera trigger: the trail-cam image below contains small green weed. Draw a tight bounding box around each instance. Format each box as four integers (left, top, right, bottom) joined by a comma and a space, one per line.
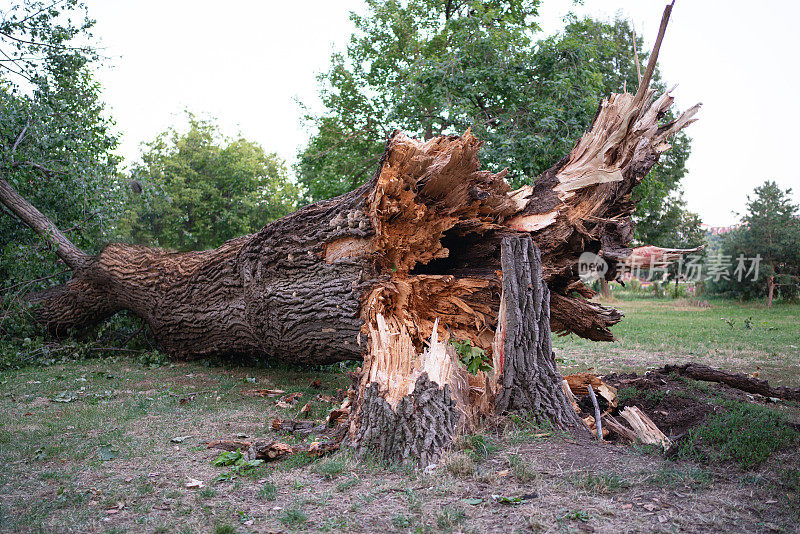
210, 449, 264, 482
214, 525, 238, 534
780, 468, 800, 493
199, 487, 216, 499
319, 516, 348, 532
436, 506, 466, 531
335, 476, 359, 492
392, 513, 413, 528
456, 432, 498, 461
279, 507, 308, 528
258, 481, 277, 500
507, 454, 537, 482
570, 472, 628, 494
559, 509, 590, 522
313, 455, 347, 479
505, 411, 562, 443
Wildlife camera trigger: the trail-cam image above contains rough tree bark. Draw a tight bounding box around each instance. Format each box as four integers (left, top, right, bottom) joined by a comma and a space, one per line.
2, 4, 696, 462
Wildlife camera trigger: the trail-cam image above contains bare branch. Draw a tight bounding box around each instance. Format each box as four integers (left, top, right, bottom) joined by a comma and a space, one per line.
633, 1, 674, 106
10, 116, 31, 157
0, 173, 88, 270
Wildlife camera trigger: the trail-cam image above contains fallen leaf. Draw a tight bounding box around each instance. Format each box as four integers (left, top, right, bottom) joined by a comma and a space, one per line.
621, 504, 632, 510
170, 436, 191, 443
185, 478, 205, 489
492, 494, 523, 505
463, 498, 483, 505
496, 469, 510, 477
310, 379, 322, 389
106, 501, 124, 514
97, 444, 119, 462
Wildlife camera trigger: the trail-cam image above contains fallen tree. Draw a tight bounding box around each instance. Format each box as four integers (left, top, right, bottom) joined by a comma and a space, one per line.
1, 4, 699, 462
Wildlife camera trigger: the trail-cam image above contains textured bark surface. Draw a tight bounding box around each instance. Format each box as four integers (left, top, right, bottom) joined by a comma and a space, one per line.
17, 73, 698, 357
353, 375, 459, 466
493, 235, 590, 436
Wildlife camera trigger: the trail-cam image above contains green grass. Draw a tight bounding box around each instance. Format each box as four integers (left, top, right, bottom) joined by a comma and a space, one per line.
647, 465, 711, 488
435, 506, 467, 531
278, 506, 308, 528
312, 453, 349, 479
455, 432, 499, 461
553, 298, 800, 385
676, 400, 799, 468
507, 453, 537, 482
1, 298, 799, 532
570, 472, 629, 494
258, 481, 277, 500
0, 357, 349, 532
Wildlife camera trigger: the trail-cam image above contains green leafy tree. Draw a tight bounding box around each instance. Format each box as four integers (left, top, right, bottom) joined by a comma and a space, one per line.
120, 114, 300, 251
297, 1, 699, 248
0, 0, 120, 290
713, 182, 800, 306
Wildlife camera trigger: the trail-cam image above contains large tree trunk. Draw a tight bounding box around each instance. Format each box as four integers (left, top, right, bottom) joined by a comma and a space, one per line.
2, 4, 696, 462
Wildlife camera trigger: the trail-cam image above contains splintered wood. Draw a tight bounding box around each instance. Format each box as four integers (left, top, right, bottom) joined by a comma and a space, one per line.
620, 406, 672, 450
563, 372, 672, 445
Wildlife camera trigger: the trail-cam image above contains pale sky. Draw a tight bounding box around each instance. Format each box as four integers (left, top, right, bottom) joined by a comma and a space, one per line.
20, 0, 800, 226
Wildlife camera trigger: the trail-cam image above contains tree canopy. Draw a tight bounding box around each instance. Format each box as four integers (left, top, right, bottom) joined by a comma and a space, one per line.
120, 114, 299, 251
296, 0, 700, 248
0, 0, 119, 287
713, 181, 800, 304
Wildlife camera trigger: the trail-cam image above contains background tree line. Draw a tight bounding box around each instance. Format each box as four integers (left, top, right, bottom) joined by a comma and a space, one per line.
3, 0, 794, 311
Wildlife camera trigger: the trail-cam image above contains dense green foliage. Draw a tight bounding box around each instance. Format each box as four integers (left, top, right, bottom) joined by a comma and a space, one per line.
120, 114, 299, 251
0, 0, 120, 289
296, 0, 700, 247
709, 181, 800, 301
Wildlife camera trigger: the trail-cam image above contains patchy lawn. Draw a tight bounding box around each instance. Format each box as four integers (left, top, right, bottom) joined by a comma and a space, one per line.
554, 298, 800, 386
0, 298, 798, 533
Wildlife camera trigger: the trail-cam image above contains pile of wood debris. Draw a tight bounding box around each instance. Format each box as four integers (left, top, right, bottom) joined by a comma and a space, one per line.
562, 372, 671, 450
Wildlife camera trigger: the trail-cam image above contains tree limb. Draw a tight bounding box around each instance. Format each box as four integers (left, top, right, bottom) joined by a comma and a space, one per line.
0, 174, 88, 270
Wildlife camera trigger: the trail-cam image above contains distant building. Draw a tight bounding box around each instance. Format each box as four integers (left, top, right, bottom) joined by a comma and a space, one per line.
702, 224, 739, 235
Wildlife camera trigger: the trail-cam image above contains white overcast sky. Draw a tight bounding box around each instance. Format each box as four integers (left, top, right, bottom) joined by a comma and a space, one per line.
31, 0, 800, 226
